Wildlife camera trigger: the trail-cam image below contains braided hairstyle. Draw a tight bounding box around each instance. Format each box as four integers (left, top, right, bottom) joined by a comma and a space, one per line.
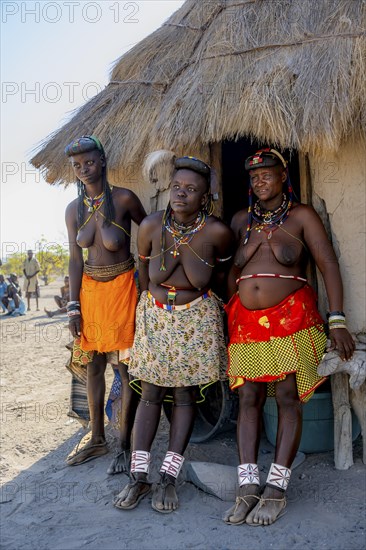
64, 135, 115, 229
159, 156, 213, 270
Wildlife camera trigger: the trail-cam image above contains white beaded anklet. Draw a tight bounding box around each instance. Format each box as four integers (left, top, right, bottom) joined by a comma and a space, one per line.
160, 451, 185, 479
131, 450, 151, 474
238, 463, 260, 487
266, 462, 291, 491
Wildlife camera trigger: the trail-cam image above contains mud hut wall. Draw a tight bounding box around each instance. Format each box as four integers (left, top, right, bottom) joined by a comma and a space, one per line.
310, 140, 366, 333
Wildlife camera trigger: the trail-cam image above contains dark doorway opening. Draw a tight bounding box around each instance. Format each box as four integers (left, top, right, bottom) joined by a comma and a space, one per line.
221, 137, 300, 224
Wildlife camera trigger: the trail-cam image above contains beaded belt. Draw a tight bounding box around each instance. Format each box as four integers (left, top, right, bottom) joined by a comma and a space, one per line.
83, 255, 135, 278
236, 273, 307, 285
147, 290, 212, 311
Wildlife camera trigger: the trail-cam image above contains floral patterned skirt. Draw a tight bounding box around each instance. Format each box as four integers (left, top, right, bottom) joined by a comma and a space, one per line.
128, 291, 228, 390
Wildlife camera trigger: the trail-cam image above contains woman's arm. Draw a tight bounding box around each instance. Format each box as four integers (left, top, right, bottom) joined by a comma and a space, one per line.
124, 190, 147, 226
65, 200, 83, 337
211, 222, 235, 301
136, 216, 154, 293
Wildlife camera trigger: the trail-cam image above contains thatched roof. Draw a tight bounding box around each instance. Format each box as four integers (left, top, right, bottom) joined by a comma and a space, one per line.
31, 0, 366, 184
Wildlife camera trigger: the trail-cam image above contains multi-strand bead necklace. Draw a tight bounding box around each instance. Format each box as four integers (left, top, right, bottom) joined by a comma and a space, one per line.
243, 189, 293, 245
165, 211, 207, 259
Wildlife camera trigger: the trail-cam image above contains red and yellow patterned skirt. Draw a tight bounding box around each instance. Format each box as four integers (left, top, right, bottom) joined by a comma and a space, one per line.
225, 285, 327, 402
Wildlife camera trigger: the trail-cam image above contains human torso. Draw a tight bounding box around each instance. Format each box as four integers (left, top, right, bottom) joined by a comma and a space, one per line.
147, 213, 222, 305
234, 204, 309, 309
24, 258, 39, 277
75, 188, 132, 281
8, 282, 21, 297
61, 285, 70, 301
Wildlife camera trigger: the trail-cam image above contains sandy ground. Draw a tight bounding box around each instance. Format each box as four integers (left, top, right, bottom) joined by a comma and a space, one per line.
0, 279, 365, 550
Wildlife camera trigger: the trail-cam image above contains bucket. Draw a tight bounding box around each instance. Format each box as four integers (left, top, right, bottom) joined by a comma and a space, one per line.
163, 380, 238, 443
263, 392, 361, 453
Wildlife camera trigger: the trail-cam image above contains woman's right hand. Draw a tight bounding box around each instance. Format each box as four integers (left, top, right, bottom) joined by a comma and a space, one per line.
69, 315, 81, 338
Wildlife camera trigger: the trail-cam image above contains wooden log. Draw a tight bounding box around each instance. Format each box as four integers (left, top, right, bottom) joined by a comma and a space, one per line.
350, 384, 366, 464
209, 142, 223, 218
331, 372, 354, 470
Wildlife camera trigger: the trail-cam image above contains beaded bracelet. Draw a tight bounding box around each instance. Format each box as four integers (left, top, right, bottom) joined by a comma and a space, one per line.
327, 311, 346, 319
67, 310, 81, 318
329, 317, 346, 324
67, 301, 81, 313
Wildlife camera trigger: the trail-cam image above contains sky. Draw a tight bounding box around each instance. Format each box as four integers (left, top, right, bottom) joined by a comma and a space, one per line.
1, 0, 185, 261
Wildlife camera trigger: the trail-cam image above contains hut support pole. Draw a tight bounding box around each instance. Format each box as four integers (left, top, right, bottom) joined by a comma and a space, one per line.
209, 143, 223, 218
331, 373, 354, 469
350, 385, 366, 465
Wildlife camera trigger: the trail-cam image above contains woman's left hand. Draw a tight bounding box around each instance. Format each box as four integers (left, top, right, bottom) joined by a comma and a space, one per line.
329, 328, 356, 361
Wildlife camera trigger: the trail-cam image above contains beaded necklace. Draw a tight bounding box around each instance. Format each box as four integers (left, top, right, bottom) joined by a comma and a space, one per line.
139, 209, 214, 270
78, 186, 130, 237
252, 192, 292, 240
83, 190, 105, 213
165, 212, 207, 259
243, 184, 293, 245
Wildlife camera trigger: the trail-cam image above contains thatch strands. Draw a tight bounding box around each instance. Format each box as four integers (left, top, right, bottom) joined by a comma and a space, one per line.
31, 0, 366, 185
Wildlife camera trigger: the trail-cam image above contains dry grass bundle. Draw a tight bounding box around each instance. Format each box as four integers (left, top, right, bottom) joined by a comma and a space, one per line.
31, 0, 366, 185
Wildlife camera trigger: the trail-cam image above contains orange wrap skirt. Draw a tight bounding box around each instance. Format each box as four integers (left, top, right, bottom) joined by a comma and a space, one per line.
225, 285, 327, 402
80, 269, 137, 354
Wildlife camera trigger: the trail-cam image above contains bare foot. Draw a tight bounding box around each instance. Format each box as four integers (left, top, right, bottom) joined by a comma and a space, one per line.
223, 484, 261, 525
151, 473, 178, 513
246, 485, 287, 526
114, 474, 151, 510
44, 308, 54, 318
107, 449, 130, 475
66, 433, 108, 466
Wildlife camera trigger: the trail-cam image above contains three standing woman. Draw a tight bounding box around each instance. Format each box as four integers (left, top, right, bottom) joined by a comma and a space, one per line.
64, 139, 354, 525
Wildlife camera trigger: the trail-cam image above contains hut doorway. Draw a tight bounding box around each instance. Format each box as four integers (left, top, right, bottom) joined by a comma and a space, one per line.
221, 137, 300, 224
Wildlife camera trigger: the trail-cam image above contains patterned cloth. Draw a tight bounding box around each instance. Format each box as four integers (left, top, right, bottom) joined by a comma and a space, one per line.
226, 285, 327, 402
66, 339, 127, 433
129, 290, 228, 398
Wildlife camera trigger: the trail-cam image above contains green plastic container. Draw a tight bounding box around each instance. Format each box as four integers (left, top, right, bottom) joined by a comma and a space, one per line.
263, 392, 361, 453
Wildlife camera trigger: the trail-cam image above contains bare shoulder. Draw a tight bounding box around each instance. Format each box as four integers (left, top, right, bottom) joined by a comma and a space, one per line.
230, 209, 248, 236
112, 187, 140, 205
139, 210, 164, 231
206, 215, 232, 237
291, 203, 322, 225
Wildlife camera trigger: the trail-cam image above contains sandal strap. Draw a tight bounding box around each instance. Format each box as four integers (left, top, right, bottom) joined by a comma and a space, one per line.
129, 474, 152, 487
159, 472, 176, 488
235, 494, 260, 509
259, 496, 287, 509
128, 480, 152, 487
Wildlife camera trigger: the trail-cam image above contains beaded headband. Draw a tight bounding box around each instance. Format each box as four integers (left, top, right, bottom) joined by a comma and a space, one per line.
245, 148, 287, 171
64, 135, 104, 157
174, 156, 211, 180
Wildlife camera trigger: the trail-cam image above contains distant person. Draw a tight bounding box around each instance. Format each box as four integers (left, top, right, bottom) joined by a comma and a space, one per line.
0, 275, 8, 313
44, 276, 70, 318
64, 135, 146, 472
3, 274, 26, 316
23, 250, 40, 311
224, 148, 355, 526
